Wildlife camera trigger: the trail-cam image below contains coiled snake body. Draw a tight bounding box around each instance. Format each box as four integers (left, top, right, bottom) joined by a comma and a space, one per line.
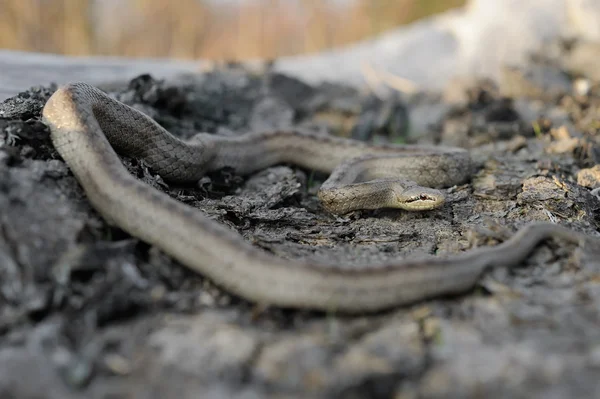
42, 82, 582, 312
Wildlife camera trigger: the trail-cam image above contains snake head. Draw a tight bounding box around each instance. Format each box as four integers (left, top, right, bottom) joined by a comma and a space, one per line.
395, 186, 445, 211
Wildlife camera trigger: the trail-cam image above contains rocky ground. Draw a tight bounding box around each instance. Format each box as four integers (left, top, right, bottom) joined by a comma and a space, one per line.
1, 51, 600, 398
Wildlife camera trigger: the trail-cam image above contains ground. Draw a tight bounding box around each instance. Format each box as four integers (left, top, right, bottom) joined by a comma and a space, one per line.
0, 58, 600, 399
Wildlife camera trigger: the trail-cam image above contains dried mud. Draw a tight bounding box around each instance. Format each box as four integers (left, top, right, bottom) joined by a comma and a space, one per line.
1, 59, 600, 398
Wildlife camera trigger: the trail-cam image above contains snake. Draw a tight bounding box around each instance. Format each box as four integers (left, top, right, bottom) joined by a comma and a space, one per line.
41, 82, 585, 313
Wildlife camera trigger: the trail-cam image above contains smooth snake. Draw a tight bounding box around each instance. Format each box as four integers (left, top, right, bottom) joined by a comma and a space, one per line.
42, 82, 585, 312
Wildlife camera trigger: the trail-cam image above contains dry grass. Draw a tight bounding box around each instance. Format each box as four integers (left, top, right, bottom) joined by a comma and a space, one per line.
0, 0, 464, 60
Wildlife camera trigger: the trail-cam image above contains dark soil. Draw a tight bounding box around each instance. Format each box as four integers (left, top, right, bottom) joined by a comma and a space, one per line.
1, 57, 600, 399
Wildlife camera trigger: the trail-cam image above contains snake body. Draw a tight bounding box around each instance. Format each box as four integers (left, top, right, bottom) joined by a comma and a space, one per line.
42, 82, 583, 312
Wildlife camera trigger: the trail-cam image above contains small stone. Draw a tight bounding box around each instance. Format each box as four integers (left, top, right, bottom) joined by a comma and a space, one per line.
577, 165, 600, 189
103, 353, 132, 375
573, 78, 592, 96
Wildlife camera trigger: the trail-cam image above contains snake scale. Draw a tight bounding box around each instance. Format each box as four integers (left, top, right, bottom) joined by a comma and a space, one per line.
42, 82, 584, 312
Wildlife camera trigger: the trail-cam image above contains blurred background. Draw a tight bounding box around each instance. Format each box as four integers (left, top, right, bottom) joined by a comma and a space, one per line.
0, 0, 464, 60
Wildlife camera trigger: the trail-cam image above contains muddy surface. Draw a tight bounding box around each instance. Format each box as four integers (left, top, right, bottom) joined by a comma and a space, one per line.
1, 55, 600, 399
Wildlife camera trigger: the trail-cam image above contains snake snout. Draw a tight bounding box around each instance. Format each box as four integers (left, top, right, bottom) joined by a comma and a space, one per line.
397, 187, 445, 211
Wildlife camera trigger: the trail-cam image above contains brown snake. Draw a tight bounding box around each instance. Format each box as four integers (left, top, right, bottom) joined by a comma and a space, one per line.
42, 82, 585, 313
